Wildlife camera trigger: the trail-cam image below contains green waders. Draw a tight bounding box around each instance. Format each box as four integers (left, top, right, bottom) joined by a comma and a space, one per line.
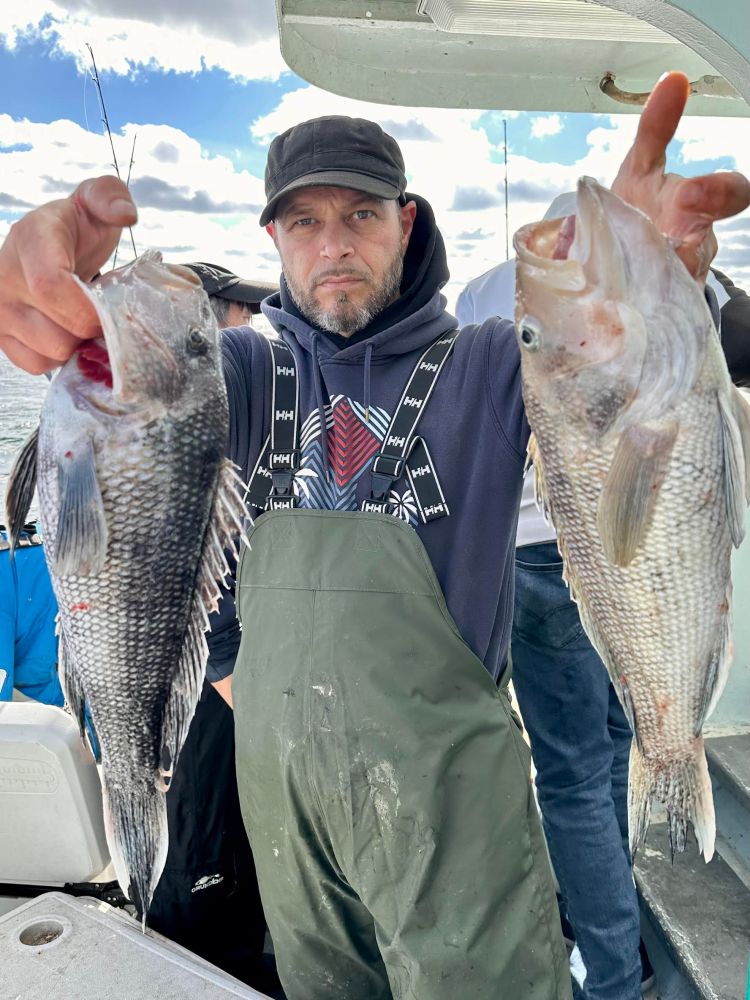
233, 509, 570, 1000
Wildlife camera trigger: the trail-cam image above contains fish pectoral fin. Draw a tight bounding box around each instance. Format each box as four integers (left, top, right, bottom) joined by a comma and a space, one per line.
719, 388, 750, 547
4, 427, 39, 555
54, 439, 108, 576
597, 422, 678, 567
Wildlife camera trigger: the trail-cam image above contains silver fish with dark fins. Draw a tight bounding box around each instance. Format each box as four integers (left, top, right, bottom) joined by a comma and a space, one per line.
4, 250, 248, 916
514, 178, 750, 861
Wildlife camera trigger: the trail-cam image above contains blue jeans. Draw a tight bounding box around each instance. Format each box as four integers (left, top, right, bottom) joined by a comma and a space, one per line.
512, 541, 641, 1000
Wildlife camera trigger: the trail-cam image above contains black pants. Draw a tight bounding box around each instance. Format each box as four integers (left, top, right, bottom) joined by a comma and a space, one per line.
147, 681, 271, 988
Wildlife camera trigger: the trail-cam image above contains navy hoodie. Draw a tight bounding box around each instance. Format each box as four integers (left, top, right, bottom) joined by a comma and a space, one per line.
206, 194, 529, 684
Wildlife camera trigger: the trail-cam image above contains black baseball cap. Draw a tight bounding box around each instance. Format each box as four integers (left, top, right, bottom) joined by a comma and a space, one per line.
260, 115, 408, 226
183, 263, 278, 312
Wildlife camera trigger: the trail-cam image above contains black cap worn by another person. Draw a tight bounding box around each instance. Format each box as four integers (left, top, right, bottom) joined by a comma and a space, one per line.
260, 115, 408, 226
183, 262, 278, 313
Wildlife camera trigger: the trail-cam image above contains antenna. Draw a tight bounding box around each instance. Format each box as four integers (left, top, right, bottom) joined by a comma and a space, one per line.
86, 44, 138, 263
503, 118, 509, 261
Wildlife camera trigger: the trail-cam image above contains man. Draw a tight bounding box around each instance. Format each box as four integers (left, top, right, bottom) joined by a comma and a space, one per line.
183, 262, 278, 328
0, 73, 748, 1000
145, 266, 280, 993
456, 211, 750, 1000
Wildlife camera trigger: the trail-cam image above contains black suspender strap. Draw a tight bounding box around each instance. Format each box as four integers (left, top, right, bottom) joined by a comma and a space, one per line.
247, 331, 457, 524
245, 339, 300, 512
405, 437, 450, 523
362, 329, 458, 523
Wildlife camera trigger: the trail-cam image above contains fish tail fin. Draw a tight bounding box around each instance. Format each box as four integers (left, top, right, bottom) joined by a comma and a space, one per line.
628, 740, 715, 862
101, 774, 169, 925
627, 742, 653, 857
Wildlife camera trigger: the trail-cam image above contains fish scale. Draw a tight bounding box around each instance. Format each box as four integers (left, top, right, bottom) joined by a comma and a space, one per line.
515, 177, 750, 861
5, 251, 248, 916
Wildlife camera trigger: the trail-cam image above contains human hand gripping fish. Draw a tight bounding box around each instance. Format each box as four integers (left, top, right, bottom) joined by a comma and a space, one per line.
514, 72, 750, 862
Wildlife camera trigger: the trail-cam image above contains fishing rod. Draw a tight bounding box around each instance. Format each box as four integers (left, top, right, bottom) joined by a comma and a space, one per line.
113, 133, 138, 269
86, 43, 138, 263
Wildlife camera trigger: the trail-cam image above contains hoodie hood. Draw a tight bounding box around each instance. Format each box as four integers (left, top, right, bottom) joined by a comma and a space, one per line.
261, 192, 456, 362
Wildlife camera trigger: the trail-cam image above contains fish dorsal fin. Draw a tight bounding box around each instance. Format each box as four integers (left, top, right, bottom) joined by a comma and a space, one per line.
597, 421, 678, 567
54, 438, 108, 577
159, 459, 249, 776
4, 428, 39, 555
719, 387, 750, 548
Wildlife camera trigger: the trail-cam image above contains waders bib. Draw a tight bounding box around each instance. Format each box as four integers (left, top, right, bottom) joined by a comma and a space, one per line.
232, 338, 570, 1000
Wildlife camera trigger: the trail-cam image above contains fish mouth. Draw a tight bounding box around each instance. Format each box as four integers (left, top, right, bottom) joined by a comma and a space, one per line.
514, 214, 586, 295
514, 177, 624, 294
86, 256, 185, 406
77, 339, 113, 389
515, 214, 575, 262
75, 340, 136, 414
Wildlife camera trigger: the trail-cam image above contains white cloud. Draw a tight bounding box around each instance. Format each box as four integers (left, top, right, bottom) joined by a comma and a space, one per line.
0, 31, 747, 310
0, 0, 286, 81
0, 114, 278, 285
530, 114, 563, 140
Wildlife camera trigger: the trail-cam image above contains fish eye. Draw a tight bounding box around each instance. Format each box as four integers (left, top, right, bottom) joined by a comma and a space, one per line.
186, 327, 209, 356
518, 319, 542, 352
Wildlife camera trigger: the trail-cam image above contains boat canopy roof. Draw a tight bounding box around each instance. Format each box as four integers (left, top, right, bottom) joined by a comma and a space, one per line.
276, 0, 750, 117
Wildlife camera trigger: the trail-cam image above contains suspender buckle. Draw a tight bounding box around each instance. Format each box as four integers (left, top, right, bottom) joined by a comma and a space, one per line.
372, 454, 404, 480
268, 450, 300, 498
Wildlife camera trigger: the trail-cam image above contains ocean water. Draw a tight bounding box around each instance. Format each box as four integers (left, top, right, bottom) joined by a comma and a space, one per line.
0, 353, 49, 521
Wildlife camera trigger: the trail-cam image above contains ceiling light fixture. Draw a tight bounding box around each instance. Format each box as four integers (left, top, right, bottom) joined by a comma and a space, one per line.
416, 0, 672, 43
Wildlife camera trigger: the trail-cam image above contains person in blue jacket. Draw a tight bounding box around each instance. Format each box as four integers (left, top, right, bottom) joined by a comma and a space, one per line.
0, 522, 63, 706
0, 73, 748, 1000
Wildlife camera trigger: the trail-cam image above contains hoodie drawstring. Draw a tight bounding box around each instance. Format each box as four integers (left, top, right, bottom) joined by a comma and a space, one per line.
310, 332, 330, 482
363, 343, 373, 424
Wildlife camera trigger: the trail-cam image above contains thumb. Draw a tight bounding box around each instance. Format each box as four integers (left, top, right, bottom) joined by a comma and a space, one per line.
73, 176, 138, 229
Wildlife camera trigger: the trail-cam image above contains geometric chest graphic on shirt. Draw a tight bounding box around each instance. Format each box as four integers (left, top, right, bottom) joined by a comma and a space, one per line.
328, 397, 383, 487
294, 394, 418, 523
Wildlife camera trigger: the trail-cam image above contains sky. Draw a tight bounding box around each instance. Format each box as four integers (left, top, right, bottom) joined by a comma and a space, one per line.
0, 0, 749, 313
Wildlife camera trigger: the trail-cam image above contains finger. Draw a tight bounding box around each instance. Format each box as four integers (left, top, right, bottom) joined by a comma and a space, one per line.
630, 71, 691, 176
0, 300, 91, 363
671, 228, 717, 284
0, 334, 61, 377
11, 213, 103, 341
11, 176, 136, 340
73, 176, 138, 232
677, 171, 750, 222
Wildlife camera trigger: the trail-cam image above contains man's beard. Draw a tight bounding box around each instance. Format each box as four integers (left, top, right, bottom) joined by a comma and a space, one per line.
285, 253, 404, 336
